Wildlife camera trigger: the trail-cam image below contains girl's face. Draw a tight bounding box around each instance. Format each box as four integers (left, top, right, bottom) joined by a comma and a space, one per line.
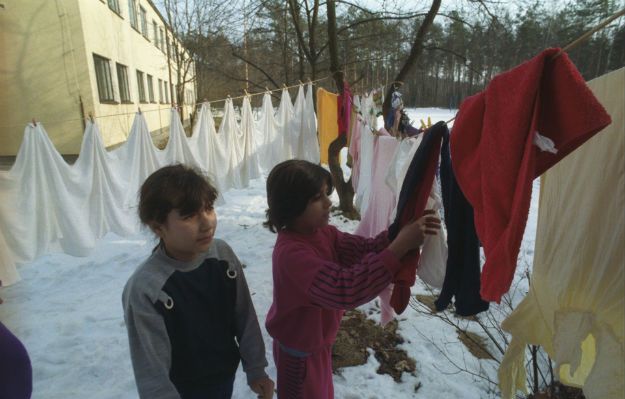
290, 183, 332, 234
153, 205, 217, 262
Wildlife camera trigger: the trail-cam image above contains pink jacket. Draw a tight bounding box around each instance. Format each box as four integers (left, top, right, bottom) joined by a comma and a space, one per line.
265, 225, 401, 352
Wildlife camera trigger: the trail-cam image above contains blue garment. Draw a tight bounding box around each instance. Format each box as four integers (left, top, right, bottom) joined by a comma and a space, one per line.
180, 375, 235, 399
0, 322, 32, 399
434, 128, 489, 316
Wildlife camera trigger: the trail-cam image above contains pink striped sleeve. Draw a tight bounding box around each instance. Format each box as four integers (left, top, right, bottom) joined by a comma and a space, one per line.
334, 228, 390, 267
309, 249, 401, 310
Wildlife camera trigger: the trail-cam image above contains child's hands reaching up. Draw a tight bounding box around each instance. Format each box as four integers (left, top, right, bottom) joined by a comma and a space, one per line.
388, 210, 441, 259
250, 376, 275, 398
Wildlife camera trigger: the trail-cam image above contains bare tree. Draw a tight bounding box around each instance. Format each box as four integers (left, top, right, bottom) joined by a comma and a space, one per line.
157, 0, 241, 108
382, 0, 441, 127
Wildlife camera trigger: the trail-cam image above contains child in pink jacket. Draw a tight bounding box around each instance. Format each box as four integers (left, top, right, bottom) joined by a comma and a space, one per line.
264, 160, 440, 398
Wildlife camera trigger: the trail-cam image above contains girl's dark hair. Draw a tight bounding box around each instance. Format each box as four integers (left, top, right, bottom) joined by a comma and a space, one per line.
139, 164, 218, 226
264, 160, 333, 233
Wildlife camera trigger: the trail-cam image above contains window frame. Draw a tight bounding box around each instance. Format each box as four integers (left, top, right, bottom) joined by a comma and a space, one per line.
139, 6, 148, 39
116, 63, 132, 103
158, 79, 164, 103
147, 74, 155, 103
93, 54, 116, 103
128, 0, 138, 30
107, 0, 121, 15
153, 20, 159, 48
136, 70, 147, 103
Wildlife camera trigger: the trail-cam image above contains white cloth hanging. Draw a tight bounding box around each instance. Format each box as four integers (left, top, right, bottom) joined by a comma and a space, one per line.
275, 88, 294, 162
110, 112, 162, 208
238, 96, 261, 186
218, 98, 244, 189
162, 108, 202, 168
290, 85, 305, 158
256, 93, 279, 172
73, 121, 137, 238
299, 83, 320, 163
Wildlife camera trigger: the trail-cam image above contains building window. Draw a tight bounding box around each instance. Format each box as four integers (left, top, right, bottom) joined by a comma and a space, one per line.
139, 6, 148, 38
93, 54, 115, 103
116, 63, 131, 103
164, 81, 169, 104
136, 70, 146, 103
159, 28, 165, 51
107, 0, 121, 14
158, 79, 163, 103
147, 74, 155, 103
153, 21, 158, 48
128, 0, 138, 29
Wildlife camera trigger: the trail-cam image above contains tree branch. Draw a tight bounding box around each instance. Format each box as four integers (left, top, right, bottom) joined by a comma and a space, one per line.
231, 49, 281, 88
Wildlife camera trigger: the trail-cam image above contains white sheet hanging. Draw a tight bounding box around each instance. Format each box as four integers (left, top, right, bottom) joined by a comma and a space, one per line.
297, 83, 320, 163
275, 88, 294, 162
162, 108, 202, 168
73, 121, 137, 238
8, 123, 95, 260
218, 98, 244, 189
256, 93, 279, 172
110, 112, 162, 208
237, 96, 262, 187
189, 103, 228, 192
290, 85, 305, 159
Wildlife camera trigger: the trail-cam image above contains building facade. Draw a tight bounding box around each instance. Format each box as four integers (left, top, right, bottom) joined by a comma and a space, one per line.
0, 0, 196, 155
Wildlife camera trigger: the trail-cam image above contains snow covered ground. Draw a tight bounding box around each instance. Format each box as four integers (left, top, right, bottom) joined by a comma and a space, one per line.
0, 108, 540, 398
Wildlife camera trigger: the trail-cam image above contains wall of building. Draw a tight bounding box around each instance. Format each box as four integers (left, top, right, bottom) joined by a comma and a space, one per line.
0, 0, 91, 155
0, 0, 196, 156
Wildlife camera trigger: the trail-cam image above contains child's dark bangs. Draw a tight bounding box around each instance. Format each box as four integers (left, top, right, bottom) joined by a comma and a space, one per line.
174, 174, 217, 216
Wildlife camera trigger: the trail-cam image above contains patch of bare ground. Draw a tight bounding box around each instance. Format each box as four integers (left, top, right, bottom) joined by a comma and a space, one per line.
332, 309, 416, 382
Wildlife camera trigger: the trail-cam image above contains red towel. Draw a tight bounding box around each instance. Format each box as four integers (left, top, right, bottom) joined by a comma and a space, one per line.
337, 82, 352, 136
451, 48, 611, 302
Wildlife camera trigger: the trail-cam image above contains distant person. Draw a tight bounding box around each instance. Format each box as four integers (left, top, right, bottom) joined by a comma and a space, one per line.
0, 280, 33, 399
264, 160, 440, 398
122, 164, 274, 399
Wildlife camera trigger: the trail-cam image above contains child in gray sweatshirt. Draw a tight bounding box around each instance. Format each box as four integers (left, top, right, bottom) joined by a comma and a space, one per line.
122, 164, 274, 399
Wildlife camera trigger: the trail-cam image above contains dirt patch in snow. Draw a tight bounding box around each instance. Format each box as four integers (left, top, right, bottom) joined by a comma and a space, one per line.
332, 309, 416, 382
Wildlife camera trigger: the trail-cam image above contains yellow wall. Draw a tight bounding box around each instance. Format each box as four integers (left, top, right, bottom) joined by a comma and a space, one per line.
0, 0, 195, 156
0, 0, 90, 155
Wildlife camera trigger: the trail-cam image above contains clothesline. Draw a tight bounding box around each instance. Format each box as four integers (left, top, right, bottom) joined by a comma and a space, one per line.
0, 77, 330, 130
196, 76, 330, 107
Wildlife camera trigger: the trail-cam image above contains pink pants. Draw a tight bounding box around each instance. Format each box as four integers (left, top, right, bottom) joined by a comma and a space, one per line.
273, 340, 334, 399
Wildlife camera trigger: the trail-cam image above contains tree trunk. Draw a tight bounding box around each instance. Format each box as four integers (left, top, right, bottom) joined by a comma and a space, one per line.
382, 0, 442, 127
325, 0, 358, 219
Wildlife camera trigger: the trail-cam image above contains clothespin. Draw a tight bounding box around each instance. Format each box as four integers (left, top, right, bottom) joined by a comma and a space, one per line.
265, 87, 270, 92
137, 107, 142, 114
283, 83, 287, 89
298, 80, 303, 85
88, 112, 94, 123
31, 117, 37, 127
243, 89, 249, 97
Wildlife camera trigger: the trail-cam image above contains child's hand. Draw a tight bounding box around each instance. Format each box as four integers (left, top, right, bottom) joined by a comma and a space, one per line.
249, 376, 275, 398
388, 210, 441, 259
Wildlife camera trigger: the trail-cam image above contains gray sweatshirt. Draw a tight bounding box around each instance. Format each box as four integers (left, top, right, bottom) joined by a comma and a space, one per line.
122, 238, 268, 398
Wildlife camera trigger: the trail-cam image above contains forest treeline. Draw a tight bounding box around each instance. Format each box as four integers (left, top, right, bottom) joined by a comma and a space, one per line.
166, 0, 624, 108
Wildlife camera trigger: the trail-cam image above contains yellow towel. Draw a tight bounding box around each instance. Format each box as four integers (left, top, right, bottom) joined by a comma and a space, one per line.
316, 88, 339, 164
